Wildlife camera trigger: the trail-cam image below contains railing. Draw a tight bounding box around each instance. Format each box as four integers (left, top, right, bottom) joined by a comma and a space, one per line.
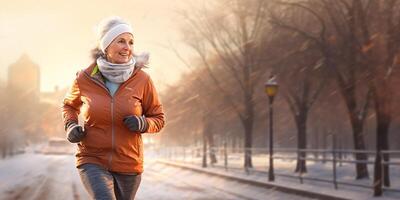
155, 146, 400, 196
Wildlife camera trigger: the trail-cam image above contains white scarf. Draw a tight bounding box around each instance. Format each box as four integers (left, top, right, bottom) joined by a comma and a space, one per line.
96, 57, 136, 83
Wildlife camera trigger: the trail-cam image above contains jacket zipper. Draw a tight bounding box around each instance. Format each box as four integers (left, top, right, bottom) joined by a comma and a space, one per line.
83, 72, 115, 170
109, 97, 115, 170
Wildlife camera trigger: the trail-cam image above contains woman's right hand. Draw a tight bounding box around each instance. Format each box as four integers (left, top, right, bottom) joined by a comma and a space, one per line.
66, 123, 86, 143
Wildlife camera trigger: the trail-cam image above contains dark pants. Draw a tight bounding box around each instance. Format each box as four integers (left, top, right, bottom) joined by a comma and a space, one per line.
78, 163, 141, 200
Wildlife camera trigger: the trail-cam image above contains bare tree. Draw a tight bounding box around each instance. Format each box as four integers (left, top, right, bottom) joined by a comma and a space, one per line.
270, 0, 375, 179
265, 0, 328, 173
161, 63, 225, 166
280, 55, 326, 173
177, 0, 271, 168
351, 0, 400, 193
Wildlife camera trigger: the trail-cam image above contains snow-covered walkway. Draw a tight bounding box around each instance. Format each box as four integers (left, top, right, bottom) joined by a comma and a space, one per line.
0, 152, 317, 200
161, 156, 400, 200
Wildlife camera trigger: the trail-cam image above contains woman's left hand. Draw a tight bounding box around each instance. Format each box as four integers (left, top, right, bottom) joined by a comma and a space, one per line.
123, 115, 148, 133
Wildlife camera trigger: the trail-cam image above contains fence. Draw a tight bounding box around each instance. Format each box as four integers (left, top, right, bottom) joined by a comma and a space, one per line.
156, 145, 400, 196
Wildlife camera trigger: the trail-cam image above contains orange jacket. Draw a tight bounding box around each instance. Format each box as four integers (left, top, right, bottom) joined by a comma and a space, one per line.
62, 63, 165, 173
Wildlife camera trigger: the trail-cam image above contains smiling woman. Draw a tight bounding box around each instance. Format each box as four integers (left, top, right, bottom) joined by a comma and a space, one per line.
61, 16, 165, 200
106, 33, 134, 64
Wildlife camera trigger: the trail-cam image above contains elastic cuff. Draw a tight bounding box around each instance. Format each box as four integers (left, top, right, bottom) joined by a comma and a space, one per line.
64, 120, 78, 131
137, 116, 148, 133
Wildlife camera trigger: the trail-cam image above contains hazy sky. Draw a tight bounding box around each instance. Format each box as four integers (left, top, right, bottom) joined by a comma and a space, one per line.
0, 0, 192, 92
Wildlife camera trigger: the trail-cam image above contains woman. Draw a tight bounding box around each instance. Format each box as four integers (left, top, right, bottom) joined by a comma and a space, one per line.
62, 16, 165, 200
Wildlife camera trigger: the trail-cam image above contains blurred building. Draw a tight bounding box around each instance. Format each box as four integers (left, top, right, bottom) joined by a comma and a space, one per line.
7, 54, 40, 102
2, 54, 43, 144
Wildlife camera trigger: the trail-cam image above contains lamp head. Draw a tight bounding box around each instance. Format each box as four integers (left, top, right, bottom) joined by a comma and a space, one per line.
264, 75, 278, 98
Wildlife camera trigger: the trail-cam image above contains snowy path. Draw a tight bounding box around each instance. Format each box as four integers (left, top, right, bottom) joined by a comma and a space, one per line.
162, 159, 400, 200
0, 153, 88, 200
137, 161, 315, 200
0, 153, 315, 200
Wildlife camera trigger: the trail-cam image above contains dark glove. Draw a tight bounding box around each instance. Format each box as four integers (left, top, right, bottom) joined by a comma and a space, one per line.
66, 122, 86, 143
123, 115, 148, 133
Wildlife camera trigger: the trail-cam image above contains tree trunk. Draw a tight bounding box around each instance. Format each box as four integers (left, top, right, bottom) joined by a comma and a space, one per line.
295, 111, 307, 173
351, 118, 369, 179
243, 93, 254, 168
374, 86, 391, 188
313, 127, 319, 159
202, 115, 218, 166
243, 119, 253, 168
382, 130, 390, 187
202, 134, 207, 168
373, 116, 389, 196
207, 132, 218, 164
322, 129, 327, 163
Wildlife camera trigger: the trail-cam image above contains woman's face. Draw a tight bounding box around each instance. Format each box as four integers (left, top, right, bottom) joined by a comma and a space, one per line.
106, 32, 134, 64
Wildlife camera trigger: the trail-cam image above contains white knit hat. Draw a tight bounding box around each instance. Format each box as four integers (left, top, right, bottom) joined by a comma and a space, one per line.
97, 17, 134, 53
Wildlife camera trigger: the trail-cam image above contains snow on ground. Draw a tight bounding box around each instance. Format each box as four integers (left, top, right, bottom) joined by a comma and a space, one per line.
0, 153, 88, 200
2, 147, 397, 200
0, 151, 317, 200
164, 152, 400, 200
138, 160, 315, 200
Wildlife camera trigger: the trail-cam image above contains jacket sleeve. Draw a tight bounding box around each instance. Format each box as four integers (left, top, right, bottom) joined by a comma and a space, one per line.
61, 77, 83, 130
142, 76, 165, 133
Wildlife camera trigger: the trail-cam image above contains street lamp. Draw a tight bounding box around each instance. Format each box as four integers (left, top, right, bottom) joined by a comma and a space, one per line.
265, 75, 278, 182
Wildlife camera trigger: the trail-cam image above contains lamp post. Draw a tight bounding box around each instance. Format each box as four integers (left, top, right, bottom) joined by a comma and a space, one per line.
265, 75, 278, 182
